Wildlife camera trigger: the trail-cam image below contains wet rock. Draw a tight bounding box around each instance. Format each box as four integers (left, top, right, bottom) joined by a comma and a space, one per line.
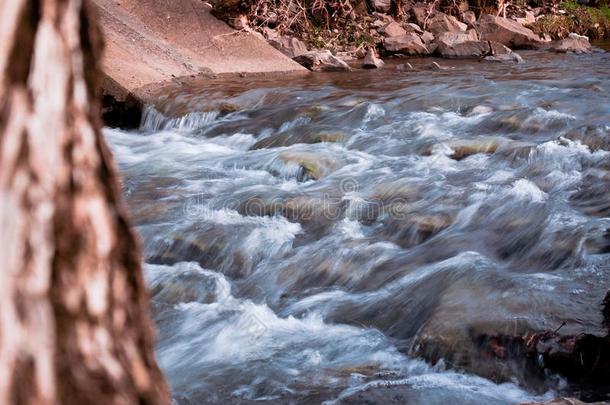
396, 62, 414, 71
382, 21, 407, 37
423, 61, 447, 70
550, 33, 592, 54
475, 14, 542, 48
483, 52, 525, 63
427, 12, 468, 35
147, 263, 226, 305
251, 129, 347, 149
383, 33, 430, 55
269, 36, 308, 58
424, 137, 527, 160
480, 332, 610, 400
521, 398, 590, 405
368, 0, 391, 13
279, 151, 343, 180
293, 50, 351, 72
363, 47, 385, 68
563, 126, 610, 152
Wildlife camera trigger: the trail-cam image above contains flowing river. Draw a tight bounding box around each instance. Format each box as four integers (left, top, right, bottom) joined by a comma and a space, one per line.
105, 49, 610, 404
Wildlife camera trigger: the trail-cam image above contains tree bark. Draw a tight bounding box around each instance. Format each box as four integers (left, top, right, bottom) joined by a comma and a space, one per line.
0, 0, 170, 403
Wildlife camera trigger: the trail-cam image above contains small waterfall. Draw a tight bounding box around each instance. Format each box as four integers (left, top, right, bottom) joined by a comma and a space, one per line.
140, 105, 219, 131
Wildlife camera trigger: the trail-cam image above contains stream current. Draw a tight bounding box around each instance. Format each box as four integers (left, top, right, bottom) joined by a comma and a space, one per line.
105, 50, 610, 404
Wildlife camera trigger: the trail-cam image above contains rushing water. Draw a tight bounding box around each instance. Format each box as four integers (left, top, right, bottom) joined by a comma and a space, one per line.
105, 50, 610, 404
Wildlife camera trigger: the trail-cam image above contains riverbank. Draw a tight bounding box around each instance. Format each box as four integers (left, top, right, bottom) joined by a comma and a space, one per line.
94, 0, 608, 128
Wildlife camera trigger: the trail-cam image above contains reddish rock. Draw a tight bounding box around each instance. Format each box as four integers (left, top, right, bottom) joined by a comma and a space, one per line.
461, 11, 476, 27
427, 12, 468, 35
384, 33, 431, 54
411, 2, 429, 27
363, 47, 385, 68
405, 22, 424, 34
382, 21, 407, 37
269, 36, 309, 58
293, 50, 351, 72
475, 14, 542, 48
421, 31, 435, 44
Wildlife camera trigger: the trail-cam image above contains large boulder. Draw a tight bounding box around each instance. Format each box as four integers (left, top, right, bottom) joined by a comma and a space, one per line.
475, 14, 542, 48
437, 30, 512, 59
427, 12, 468, 34
269, 36, 308, 58
550, 33, 592, 53
293, 50, 351, 72
384, 33, 430, 54
435, 29, 479, 46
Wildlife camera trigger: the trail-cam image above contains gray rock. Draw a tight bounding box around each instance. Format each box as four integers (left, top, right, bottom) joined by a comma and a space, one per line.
550, 33, 592, 53
269, 36, 308, 58
475, 14, 542, 48
384, 33, 430, 55
483, 52, 525, 63
293, 50, 351, 72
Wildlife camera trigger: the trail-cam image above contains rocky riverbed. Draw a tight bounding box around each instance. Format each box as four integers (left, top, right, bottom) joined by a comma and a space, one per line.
105, 47, 610, 404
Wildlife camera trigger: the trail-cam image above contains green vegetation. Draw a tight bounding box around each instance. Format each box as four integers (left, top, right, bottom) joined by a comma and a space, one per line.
530, 0, 610, 39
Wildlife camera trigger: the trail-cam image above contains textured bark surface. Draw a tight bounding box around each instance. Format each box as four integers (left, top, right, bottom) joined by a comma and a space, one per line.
0, 0, 170, 403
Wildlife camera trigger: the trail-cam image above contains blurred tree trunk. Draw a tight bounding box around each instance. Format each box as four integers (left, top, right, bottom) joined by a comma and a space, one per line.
0, 0, 170, 403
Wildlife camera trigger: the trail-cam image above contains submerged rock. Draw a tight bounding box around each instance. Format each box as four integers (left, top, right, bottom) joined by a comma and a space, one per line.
483, 52, 525, 63
424, 137, 532, 160
396, 62, 414, 71
293, 50, 351, 72
475, 14, 542, 48
279, 151, 343, 180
